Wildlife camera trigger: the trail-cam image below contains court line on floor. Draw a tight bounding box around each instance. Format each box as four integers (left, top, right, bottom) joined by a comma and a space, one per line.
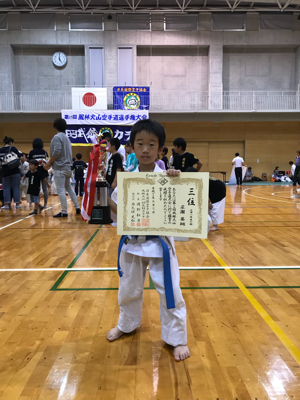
0, 200, 71, 231
243, 188, 295, 204
49, 286, 300, 291
50, 224, 102, 291
2, 266, 300, 271
202, 238, 300, 365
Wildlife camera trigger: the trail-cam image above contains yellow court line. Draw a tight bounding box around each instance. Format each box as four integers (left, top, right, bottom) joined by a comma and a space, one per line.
202, 238, 300, 365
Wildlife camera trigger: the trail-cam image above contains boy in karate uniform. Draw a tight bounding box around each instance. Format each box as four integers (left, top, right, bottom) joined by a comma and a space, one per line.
106, 119, 190, 361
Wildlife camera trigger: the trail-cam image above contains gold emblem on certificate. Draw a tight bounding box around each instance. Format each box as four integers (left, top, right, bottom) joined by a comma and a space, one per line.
117, 172, 209, 238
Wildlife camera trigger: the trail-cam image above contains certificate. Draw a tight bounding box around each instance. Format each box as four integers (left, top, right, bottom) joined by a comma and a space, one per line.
117, 172, 209, 239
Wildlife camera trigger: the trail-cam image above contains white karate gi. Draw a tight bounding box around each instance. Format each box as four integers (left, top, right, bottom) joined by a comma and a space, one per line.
209, 197, 226, 225
116, 165, 187, 347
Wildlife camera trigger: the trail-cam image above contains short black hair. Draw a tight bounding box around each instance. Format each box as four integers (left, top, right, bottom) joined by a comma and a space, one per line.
76, 153, 82, 160
289, 161, 294, 165
125, 141, 132, 148
53, 118, 67, 132
185, 167, 198, 172
235, 153, 239, 157
130, 119, 166, 149
102, 131, 112, 140
109, 138, 121, 150
3, 136, 14, 145
29, 159, 39, 167
173, 137, 186, 151
248, 167, 252, 170
163, 146, 168, 155
32, 137, 44, 149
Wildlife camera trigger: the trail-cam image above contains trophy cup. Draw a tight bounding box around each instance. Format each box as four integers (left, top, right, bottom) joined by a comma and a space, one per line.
89, 133, 112, 224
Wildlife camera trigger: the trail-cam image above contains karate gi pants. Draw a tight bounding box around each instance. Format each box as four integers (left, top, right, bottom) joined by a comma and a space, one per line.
209, 197, 226, 225
117, 251, 187, 347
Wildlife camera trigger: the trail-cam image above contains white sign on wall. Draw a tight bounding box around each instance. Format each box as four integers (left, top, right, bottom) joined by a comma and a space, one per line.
71, 88, 107, 110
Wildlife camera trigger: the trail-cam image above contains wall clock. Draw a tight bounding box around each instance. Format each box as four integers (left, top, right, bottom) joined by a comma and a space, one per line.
52, 52, 67, 67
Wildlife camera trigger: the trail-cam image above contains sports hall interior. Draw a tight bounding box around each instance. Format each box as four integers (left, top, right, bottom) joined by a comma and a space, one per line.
1, 6, 300, 400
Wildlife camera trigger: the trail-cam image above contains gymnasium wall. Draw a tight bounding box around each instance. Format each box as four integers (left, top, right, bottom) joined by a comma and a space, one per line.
1, 120, 299, 180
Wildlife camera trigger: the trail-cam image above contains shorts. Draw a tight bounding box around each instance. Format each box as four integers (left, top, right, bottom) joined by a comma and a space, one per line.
30, 195, 40, 204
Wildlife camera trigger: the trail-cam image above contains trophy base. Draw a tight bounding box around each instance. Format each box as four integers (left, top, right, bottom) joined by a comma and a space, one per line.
89, 205, 112, 225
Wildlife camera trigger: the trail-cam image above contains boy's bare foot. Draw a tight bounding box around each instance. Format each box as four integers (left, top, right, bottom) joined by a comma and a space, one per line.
106, 326, 124, 342
174, 345, 190, 361
209, 225, 218, 231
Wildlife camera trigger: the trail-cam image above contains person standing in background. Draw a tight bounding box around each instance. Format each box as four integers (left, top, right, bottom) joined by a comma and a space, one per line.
293, 150, 300, 186
20, 153, 30, 203
29, 138, 49, 210
125, 141, 138, 172
232, 152, 246, 186
173, 137, 202, 172
161, 147, 169, 170
44, 118, 80, 218
72, 153, 87, 196
0, 136, 21, 210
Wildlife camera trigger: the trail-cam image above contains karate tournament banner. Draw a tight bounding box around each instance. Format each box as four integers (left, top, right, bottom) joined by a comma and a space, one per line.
62, 110, 149, 146
113, 87, 150, 110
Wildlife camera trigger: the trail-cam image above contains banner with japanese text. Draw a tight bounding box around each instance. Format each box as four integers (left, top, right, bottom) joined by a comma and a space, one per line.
113, 87, 150, 110
62, 110, 149, 146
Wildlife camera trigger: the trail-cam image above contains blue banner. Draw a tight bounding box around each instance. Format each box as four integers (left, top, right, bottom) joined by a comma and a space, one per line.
113, 87, 150, 110
66, 125, 132, 146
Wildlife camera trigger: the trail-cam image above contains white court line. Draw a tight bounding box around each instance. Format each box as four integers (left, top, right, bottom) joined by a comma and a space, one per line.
0, 200, 71, 231
271, 191, 295, 200
1, 266, 300, 272
243, 187, 295, 204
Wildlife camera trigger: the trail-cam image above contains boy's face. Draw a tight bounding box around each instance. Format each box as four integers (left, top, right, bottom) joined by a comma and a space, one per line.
29, 163, 37, 172
107, 144, 115, 153
133, 131, 162, 166
173, 145, 180, 154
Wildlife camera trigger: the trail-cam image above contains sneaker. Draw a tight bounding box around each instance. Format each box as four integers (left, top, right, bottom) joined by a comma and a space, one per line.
3, 205, 9, 210
29, 210, 37, 215
38, 205, 44, 213
53, 212, 68, 218
16, 205, 21, 209
76, 208, 81, 215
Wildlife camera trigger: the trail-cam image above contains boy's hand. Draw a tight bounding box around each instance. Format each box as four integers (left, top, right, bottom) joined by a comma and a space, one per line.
166, 169, 180, 177
47, 183, 51, 189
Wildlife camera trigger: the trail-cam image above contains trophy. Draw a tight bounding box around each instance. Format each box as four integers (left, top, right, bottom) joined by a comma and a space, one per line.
89, 132, 112, 224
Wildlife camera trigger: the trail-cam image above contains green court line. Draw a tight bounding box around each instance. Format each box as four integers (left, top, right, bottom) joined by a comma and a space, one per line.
50, 225, 102, 291
51, 285, 300, 291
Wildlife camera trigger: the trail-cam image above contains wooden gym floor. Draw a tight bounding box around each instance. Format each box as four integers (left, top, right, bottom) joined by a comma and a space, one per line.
1, 184, 300, 400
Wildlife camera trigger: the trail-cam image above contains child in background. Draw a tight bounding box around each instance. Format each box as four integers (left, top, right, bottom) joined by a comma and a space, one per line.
21, 159, 51, 215
155, 154, 166, 170
106, 138, 123, 195
106, 119, 190, 362
173, 137, 203, 172
161, 146, 169, 170
125, 141, 138, 172
72, 153, 88, 196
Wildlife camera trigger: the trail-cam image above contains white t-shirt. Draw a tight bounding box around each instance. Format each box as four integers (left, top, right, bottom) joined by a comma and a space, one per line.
291, 164, 296, 176
121, 164, 164, 258
232, 156, 244, 168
